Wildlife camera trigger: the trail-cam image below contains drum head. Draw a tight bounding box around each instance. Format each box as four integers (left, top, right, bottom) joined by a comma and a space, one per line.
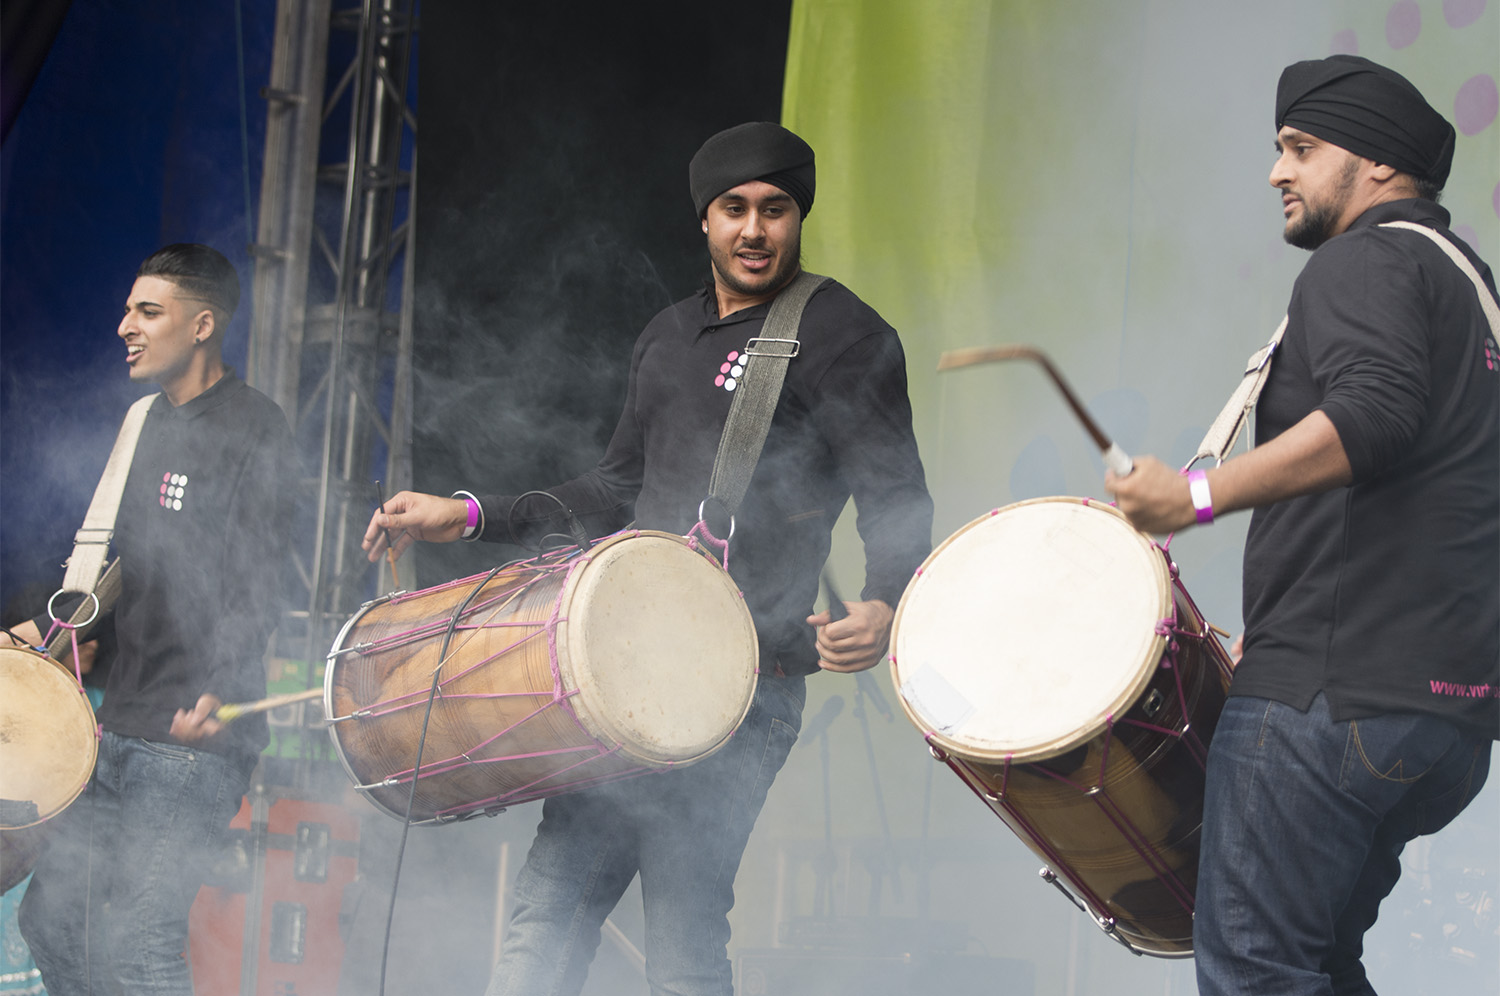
892, 497, 1172, 762
558, 532, 759, 765
0, 647, 98, 829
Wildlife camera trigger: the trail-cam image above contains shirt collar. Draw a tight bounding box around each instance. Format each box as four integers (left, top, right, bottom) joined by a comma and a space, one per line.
694, 284, 773, 332
160, 369, 243, 421
1347, 196, 1452, 234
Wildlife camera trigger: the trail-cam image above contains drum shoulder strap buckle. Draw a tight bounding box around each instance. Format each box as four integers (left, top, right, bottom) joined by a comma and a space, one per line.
744, 337, 801, 358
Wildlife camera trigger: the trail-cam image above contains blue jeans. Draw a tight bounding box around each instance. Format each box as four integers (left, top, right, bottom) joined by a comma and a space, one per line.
1195, 693, 1491, 996
485, 673, 806, 996
18, 731, 251, 996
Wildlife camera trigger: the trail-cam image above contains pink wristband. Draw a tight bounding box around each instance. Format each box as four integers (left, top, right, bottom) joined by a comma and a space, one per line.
1186, 469, 1214, 524
464, 498, 479, 530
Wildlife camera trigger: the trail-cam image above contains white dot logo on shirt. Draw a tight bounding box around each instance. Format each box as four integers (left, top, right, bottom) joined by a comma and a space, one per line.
715, 349, 746, 392
159, 472, 188, 512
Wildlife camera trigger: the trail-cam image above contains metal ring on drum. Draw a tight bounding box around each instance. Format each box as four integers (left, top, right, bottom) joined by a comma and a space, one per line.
890, 496, 1234, 958
324, 529, 760, 825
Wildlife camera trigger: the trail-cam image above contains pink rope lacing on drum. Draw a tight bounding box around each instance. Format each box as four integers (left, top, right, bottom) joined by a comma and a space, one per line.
1002, 724, 1196, 916
684, 519, 730, 572
337, 542, 686, 820
936, 746, 1129, 922
40, 618, 102, 741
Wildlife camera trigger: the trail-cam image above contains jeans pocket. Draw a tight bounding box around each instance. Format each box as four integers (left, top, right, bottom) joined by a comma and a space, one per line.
749, 716, 799, 809
138, 737, 197, 763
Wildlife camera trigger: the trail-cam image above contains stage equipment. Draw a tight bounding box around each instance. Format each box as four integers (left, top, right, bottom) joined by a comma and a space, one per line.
188, 789, 359, 995
244, 0, 419, 792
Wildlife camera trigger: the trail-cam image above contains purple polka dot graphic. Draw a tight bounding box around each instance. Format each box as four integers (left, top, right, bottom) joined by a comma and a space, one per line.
1386, 0, 1422, 49
1455, 75, 1498, 135
1330, 29, 1358, 55
1444, 0, 1486, 29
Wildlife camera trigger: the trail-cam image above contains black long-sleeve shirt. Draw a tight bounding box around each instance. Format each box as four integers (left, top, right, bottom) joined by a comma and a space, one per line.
1239, 199, 1499, 738
79, 374, 292, 762
475, 279, 934, 676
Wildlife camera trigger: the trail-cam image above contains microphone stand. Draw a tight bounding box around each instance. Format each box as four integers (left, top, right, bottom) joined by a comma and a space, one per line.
813, 716, 837, 919
852, 674, 902, 914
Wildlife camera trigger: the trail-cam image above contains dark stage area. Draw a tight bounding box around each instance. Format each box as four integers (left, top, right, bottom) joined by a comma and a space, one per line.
409, 2, 794, 588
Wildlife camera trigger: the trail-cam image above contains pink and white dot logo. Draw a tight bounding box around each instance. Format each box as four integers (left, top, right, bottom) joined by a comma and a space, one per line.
159, 472, 188, 512
715, 349, 746, 392
1485, 337, 1498, 373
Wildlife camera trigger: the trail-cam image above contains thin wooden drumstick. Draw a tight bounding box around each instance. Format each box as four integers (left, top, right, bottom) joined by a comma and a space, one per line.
375, 480, 401, 589
216, 686, 324, 723
937, 344, 1134, 476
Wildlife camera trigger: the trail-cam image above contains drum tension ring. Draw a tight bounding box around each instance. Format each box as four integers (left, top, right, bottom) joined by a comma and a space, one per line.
1142, 688, 1165, 718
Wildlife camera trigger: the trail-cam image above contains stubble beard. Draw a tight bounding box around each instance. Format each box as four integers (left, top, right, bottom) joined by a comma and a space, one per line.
709, 234, 803, 302
1283, 156, 1361, 251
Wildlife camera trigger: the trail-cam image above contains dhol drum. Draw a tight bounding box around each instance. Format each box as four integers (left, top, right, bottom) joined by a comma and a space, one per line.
0, 645, 99, 894
890, 496, 1233, 957
326, 529, 759, 824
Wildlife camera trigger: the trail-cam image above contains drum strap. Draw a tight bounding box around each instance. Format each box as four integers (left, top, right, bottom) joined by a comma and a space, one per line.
60, 393, 158, 596
1190, 316, 1288, 466
1192, 223, 1500, 465
706, 270, 830, 516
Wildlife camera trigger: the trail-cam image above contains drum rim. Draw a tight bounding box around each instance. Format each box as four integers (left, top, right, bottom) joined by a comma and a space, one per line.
889, 495, 1173, 764
555, 529, 760, 765
0, 645, 99, 829
324, 595, 401, 820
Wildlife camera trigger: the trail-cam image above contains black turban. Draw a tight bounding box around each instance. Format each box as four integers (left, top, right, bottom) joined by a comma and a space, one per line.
689, 122, 816, 219
1275, 54, 1455, 188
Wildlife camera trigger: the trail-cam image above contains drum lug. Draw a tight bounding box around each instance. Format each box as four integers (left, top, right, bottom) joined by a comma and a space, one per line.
1040, 868, 1150, 958
928, 744, 947, 762
1039, 867, 1089, 915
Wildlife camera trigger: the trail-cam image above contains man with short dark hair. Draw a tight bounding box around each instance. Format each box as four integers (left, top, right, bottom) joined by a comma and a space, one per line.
365, 122, 933, 996
11, 243, 293, 995
1107, 56, 1497, 994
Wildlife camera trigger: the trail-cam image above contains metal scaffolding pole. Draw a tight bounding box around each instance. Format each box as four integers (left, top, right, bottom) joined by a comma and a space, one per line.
246, 0, 418, 770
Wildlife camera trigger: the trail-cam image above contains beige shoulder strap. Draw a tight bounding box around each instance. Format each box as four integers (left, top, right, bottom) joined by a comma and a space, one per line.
60, 393, 158, 595
1379, 221, 1500, 338
1193, 222, 1499, 466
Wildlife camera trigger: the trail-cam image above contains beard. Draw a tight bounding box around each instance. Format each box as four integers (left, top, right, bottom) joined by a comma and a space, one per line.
1283, 156, 1361, 250
708, 232, 802, 302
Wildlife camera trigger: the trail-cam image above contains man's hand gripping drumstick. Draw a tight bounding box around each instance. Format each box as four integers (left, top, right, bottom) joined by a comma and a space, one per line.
362, 491, 471, 561
937, 345, 1135, 476
939, 346, 1352, 537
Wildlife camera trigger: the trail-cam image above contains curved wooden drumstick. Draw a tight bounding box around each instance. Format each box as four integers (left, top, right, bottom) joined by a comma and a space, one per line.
937, 345, 1134, 476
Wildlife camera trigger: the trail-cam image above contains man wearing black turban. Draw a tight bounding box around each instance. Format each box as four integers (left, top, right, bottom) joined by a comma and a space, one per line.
365, 123, 933, 996
1109, 55, 1497, 994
